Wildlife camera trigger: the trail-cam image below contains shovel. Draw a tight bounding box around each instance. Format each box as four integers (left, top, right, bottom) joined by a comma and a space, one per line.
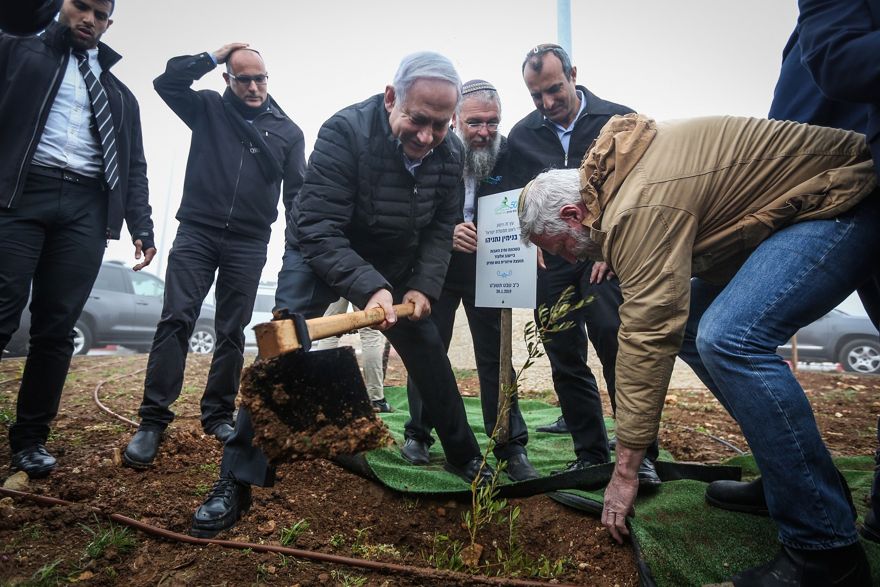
239, 303, 414, 464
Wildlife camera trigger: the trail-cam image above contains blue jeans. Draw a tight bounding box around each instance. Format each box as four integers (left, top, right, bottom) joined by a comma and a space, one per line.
678, 196, 880, 550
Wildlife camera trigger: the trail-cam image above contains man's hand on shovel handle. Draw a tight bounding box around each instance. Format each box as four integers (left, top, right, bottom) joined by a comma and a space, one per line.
403, 290, 431, 321
365, 289, 397, 331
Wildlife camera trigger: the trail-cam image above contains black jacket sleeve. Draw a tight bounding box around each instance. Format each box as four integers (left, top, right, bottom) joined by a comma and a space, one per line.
122, 93, 154, 249
294, 114, 391, 308
153, 52, 216, 128
280, 126, 306, 222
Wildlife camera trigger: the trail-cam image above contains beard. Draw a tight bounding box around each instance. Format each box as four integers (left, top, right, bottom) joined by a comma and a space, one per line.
455, 128, 501, 180
568, 225, 604, 262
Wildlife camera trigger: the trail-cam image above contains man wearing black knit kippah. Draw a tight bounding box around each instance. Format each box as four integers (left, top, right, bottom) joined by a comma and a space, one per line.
403, 79, 540, 481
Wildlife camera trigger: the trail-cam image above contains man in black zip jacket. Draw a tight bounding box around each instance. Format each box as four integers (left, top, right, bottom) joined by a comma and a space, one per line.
0, 0, 155, 478
190, 52, 487, 539
122, 42, 305, 468
507, 44, 660, 486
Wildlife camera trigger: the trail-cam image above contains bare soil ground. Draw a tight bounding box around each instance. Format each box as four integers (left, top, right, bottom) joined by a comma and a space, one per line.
1, 350, 878, 586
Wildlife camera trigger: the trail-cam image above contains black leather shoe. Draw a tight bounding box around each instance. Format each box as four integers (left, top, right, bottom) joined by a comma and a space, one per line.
190, 476, 252, 539
551, 458, 601, 475
400, 438, 430, 465
638, 457, 661, 489
536, 415, 569, 434
731, 543, 871, 586
11, 444, 56, 478
860, 508, 880, 543
705, 477, 769, 516
209, 423, 234, 443
445, 457, 495, 487
123, 429, 164, 469
504, 453, 540, 481
371, 399, 393, 413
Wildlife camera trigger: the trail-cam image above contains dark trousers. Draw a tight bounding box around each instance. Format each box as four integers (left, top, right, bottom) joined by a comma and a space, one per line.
405, 280, 528, 460
138, 222, 266, 432
0, 172, 107, 452
221, 244, 481, 487
537, 253, 659, 463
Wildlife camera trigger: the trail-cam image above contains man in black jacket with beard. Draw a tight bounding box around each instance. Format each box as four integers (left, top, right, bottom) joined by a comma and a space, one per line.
402, 79, 539, 481
0, 0, 155, 478
122, 42, 305, 468
190, 52, 486, 539
507, 44, 660, 486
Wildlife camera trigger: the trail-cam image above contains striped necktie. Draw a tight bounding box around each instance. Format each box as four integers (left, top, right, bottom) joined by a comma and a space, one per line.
74, 51, 118, 191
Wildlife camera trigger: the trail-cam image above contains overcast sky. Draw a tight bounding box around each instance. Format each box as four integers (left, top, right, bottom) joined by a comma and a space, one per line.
94, 0, 865, 315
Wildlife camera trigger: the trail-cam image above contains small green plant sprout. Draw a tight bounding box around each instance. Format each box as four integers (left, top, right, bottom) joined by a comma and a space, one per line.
27, 558, 63, 587
279, 518, 310, 546
330, 569, 367, 587
427, 533, 465, 572
329, 533, 345, 548
457, 285, 587, 572
79, 517, 136, 560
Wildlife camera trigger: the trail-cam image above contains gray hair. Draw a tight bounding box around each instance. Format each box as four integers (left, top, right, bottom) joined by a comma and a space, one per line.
459, 89, 501, 114
518, 168, 582, 244
393, 51, 462, 106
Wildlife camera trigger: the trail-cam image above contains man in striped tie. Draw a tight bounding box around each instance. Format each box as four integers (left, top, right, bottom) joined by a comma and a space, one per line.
0, 0, 155, 478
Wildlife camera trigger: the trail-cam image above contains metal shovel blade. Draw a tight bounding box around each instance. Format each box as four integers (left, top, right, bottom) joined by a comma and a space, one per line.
239, 346, 390, 464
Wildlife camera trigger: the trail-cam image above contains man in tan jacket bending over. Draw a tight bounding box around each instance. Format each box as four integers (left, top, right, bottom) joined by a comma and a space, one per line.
517, 114, 878, 586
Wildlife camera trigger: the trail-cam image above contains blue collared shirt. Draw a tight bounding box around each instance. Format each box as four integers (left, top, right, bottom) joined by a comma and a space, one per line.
546, 89, 587, 156
31, 48, 104, 177
403, 152, 428, 176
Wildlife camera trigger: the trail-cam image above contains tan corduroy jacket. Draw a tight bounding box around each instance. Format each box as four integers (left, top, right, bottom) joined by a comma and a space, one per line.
579, 114, 877, 449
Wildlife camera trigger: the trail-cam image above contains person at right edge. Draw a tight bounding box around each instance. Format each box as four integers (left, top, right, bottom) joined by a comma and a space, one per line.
703, 0, 880, 577
506, 43, 660, 487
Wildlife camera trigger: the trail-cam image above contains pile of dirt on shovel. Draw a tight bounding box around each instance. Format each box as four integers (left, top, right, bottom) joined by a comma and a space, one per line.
240, 347, 391, 463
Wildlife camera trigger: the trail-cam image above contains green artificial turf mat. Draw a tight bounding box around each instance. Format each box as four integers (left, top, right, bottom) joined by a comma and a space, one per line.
630, 457, 880, 586
359, 386, 880, 585
365, 386, 672, 493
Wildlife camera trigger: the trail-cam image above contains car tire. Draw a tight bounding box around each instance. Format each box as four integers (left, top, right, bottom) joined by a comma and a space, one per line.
189, 324, 216, 354
839, 338, 880, 374
73, 321, 93, 356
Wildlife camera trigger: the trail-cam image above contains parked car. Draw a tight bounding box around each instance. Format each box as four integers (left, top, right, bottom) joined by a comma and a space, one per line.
6, 261, 216, 356
244, 283, 276, 349
778, 308, 880, 374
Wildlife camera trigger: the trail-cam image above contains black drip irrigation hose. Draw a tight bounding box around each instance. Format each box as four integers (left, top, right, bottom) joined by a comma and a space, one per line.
0, 487, 585, 587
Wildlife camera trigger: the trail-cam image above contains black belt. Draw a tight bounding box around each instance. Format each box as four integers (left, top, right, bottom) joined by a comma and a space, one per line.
28, 165, 105, 190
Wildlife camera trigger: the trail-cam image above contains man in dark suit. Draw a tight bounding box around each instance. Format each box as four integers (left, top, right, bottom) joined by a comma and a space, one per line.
0, 0, 155, 477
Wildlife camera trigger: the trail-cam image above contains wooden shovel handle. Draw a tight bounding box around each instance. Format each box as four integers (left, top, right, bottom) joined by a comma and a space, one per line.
307, 302, 415, 342
254, 303, 415, 359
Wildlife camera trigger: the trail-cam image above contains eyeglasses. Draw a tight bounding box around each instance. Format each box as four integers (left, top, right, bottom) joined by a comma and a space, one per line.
228, 73, 269, 86
465, 121, 500, 131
